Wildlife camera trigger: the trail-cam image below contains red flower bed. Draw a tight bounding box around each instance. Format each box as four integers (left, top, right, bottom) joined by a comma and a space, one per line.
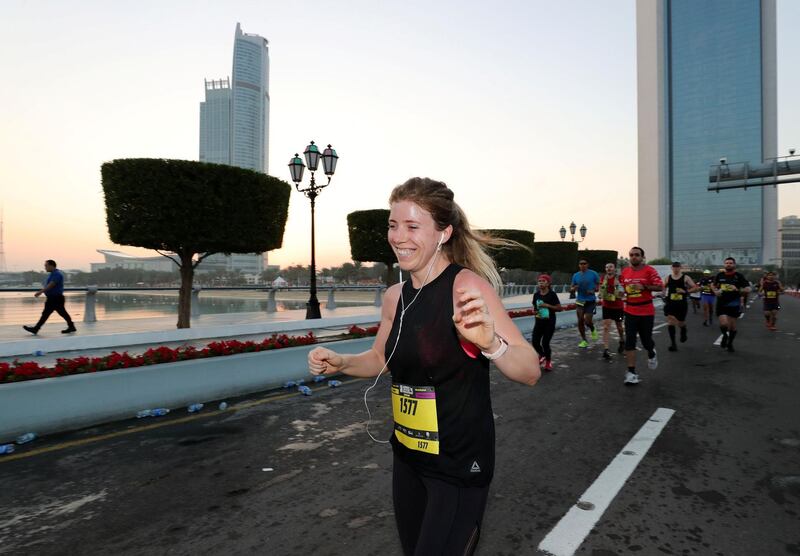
0, 333, 316, 385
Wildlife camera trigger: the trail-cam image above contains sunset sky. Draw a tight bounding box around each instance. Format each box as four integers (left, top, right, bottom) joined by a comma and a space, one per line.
2, 0, 799, 272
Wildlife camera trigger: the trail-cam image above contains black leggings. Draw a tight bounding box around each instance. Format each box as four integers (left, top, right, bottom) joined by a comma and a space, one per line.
624, 314, 655, 355
35, 294, 74, 329
393, 455, 490, 556
531, 318, 556, 361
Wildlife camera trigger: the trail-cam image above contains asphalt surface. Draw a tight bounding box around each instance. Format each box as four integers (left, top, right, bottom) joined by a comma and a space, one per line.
1, 296, 798, 555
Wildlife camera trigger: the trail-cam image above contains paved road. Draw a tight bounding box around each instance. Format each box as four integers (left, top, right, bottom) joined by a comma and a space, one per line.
1, 296, 798, 555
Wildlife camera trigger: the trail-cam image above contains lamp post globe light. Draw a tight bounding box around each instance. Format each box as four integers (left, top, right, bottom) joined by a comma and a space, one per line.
288, 140, 339, 319
559, 221, 588, 242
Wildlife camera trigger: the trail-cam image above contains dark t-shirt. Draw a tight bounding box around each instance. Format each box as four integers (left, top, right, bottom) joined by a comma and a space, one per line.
533, 290, 560, 322
44, 270, 65, 297
714, 271, 749, 307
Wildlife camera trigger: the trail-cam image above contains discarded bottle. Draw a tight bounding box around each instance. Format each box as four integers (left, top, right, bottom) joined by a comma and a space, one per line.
16, 432, 37, 445
218, 402, 228, 411
187, 403, 204, 413
0, 444, 15, 455
298, 385, 312, 396
151, 408, 170, 417
136, 409, 152, 418
328, 380, 342, 388
284, 380, 297, 388
32, 350, 46, 357
313, 375, 327, 383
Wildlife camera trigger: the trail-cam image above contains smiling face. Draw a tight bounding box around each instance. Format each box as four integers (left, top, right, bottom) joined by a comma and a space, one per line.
388, 200, 451, 275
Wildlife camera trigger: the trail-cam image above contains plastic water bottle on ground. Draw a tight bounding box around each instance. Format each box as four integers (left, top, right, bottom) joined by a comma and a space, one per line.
218, 402, 228, 411
32, 350, 46, 357
136, 409, 153, 418
16, 433, 37, 444
284, 380, 297, 388
0, 444, 15, 455
150, 408, 169, 417
298, 385, 312, 396
328, 380, 342, 388
313, 375, 326, 383
187, 403, 204, 413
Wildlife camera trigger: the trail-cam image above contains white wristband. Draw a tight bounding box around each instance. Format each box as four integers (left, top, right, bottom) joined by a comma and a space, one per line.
481, 335, 508, 360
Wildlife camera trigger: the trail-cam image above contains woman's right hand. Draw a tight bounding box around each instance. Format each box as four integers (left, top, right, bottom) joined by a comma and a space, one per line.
308, 346, 345, 376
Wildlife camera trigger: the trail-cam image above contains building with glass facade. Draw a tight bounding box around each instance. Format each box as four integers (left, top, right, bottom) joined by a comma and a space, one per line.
779, 215, 800, 269
199, 23, 270, 273
637, 0, 777, 267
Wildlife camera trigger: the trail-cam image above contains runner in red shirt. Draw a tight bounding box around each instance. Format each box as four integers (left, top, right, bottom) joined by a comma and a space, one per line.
619, 247, 663, 386
599, 262, 625, 360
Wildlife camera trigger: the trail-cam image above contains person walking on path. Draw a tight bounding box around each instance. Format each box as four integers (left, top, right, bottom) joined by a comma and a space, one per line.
570, 259, 600, 348
663, 262, 699, 352
698, 269, 716, 326
619, 247, 663, 386
531, 274, 561, 372
712, 257, 750, 353
599, 262, 625, 360
307, 177, 540, 556
23, 259, 77, 336
759, 270, 784, 331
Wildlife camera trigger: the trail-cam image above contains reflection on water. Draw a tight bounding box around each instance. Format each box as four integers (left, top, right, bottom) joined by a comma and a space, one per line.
0, 292, 369, 325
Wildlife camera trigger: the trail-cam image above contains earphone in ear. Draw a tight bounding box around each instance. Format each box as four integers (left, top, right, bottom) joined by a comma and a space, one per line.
437, 232, 445, 250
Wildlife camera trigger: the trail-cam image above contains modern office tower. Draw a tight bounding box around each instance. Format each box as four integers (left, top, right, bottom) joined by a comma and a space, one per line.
637, 0, 777, 266
199, 23, 270, 273
779, 215, 800, 269
199, 78, 232, 165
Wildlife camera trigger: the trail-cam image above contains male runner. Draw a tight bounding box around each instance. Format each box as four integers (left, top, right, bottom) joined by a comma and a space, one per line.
759, 271, 784, 330
698, 270, 716, 326
712, 257, 750, 352
599, 262, 625, 359
570, 259, 600, 348
619, 247, 663, 385
663, 262, 699, 352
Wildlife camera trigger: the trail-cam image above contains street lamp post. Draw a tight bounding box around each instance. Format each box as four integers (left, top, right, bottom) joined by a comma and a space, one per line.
288, 141, 339, 319
559, 221, 587, 242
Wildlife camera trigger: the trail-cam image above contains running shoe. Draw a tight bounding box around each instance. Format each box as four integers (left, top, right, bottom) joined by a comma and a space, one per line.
539, 355, 546, 367
602, 349, 611, 360
624, 371, 640, 385
544, 360, 553, 372
647, 350, 658, 370
727, 344, 735, 353
668, 345, 677, 352
578, 340, 589, 348
702, 321, 709, 327
591, 329, 598, 341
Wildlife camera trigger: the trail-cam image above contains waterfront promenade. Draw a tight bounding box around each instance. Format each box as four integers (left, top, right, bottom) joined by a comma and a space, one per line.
0, 295, 797, 555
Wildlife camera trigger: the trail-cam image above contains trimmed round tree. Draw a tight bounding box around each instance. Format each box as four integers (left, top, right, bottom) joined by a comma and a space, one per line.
481, 229, 535, 270
347, 209, 396, 285
532, 241, 579, 274
102, 159, 291, 328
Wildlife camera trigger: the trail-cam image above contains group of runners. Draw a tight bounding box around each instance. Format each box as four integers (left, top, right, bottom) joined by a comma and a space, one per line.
530, 251, 787, 386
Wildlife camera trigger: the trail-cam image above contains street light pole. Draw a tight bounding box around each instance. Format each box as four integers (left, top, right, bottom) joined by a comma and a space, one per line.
558, 222, 588, 242
288, 141, 339, 319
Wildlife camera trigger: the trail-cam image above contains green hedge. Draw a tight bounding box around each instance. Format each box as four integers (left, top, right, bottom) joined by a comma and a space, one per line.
578, 250, 619, 273
532, 241, 578, 273
482, 229, 535, 270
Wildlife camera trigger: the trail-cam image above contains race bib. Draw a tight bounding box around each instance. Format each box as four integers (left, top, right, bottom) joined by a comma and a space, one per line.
392, 383, 439, 455
701, 286, 712, 294
575, 300, 585, 307
670, 293, 684, 301
720, 284, 735, 292
625, 284, 642, 298
766, 291, 777, 298
604, 294, 616, 302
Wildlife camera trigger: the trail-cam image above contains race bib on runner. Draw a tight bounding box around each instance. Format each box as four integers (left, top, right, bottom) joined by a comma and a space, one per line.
720, 284, 736, 292
392, 383, 439, 455
625, 284, 642, 298
766, 291, 777, 298
670, 293, 684, 301
604, 294, 616, 302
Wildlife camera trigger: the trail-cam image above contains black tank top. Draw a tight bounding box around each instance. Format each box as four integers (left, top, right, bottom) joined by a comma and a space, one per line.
666, 274, 688, 304
385, 263, 495, 487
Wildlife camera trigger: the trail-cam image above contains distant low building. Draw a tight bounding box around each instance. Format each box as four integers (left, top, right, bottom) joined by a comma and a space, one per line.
779, 215, 800, 268
91, 250, 177, 272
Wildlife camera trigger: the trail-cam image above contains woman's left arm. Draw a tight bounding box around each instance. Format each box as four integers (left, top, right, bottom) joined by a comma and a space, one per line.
453, 271, 540, 386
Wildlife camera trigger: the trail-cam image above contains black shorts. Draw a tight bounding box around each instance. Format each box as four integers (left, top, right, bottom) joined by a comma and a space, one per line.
602, 307, 624, 322
624, 313, 655, 352
716, 303, 742, 318
576, 300, 597, 315
663, 301, 688, 321
763, 303, 780, 312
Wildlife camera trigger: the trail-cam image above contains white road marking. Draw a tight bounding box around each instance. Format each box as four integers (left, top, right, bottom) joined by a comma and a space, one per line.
714, 335, 723, 346
537, 407, 676, 556
653, 322, 668, 331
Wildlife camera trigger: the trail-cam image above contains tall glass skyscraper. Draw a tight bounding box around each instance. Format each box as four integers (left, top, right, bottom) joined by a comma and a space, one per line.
637, 0, 777, 266
198, 23, 271, 274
